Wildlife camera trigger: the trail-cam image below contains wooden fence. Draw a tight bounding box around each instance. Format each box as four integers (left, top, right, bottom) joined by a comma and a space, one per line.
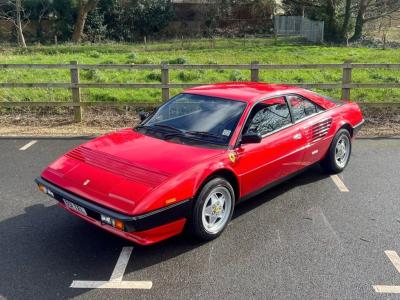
1, 61, 400, 122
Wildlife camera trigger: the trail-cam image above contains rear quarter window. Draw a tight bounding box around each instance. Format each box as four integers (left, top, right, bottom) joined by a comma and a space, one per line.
287, 95, 324, 122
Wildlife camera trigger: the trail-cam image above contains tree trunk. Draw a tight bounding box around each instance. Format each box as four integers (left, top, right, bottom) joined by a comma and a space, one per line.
16, 0, 26, 48
72, 7, 87, 43
350, 0, 368, 41
341, 0, 352, 41
71, 0, 99, 43
325, 0, 340, 42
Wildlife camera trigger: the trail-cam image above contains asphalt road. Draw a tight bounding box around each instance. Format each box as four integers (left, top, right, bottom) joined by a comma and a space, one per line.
0, 137, 400, 299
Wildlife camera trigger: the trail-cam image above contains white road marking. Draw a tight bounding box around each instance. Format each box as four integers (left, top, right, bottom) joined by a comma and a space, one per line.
19, 140, 37, 151
70, 247, 152, 289
330, 175, 349, 192
373, 285, 400, 293
373, 250, 400, 293
110, 247, 132, 282
385, 250, 400, 274
70, 280, 152, 289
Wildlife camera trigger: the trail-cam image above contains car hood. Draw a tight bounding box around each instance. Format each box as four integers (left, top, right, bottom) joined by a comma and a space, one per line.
42, 128, 225, 214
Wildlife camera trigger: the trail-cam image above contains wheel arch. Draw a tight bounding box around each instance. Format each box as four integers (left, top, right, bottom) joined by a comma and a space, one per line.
195, 169, 240, 203
338, 122, 354, 137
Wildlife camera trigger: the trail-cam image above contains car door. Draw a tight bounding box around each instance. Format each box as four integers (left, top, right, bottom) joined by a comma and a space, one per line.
286, 94, 333, 166
234, 97, 308, 197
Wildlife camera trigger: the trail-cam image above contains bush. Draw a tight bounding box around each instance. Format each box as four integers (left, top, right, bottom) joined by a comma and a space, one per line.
146, 72, 162, 82
97, 0, 174, 42
229, 71, 246, 81
136, 58, 154, 64
100, 59, 116, 64
88, 51, 101, 58
127, 52, 138, 61
168, 57, 187, 64
177, 71, 200, 82
81, 70, 104, 82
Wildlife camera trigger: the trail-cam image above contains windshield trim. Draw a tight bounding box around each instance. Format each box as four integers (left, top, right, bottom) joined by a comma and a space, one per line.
137, 93, 247, 148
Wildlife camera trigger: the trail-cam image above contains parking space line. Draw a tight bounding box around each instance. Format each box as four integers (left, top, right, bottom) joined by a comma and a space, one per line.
373, 250, 400, 293
70, 247, 152, 289
110, 247, 132, 282
19, 140, 37, 151
373, 285, 400, 293
385, 250, 400, 273
330, 175, 349, 192
70, 280, 152, 289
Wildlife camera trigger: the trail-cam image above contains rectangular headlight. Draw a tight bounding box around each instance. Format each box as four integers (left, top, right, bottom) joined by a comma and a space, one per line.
101, 214, 113, 225
101, 214, 124, 231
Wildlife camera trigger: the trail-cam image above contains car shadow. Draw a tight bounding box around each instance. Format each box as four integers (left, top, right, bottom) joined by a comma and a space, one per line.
0, 164, 329, 299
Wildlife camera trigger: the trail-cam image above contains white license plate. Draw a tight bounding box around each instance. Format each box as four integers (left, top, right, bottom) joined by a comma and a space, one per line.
63, 199, 87, 216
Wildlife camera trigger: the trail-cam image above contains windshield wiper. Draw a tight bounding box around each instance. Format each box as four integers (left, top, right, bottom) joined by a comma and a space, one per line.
185, 131, 222, 140
151, 124, 183, 133
136, 123, 183, 133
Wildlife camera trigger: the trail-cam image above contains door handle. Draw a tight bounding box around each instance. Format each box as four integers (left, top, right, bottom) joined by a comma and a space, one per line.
293, 133, 302, 140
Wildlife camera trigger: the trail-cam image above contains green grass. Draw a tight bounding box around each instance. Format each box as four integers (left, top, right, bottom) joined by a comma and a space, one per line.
1, 37, 400, 103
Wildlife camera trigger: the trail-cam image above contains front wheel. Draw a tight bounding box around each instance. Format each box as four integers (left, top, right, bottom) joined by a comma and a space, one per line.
190, 178, 234, 241
321, 128, 352, 173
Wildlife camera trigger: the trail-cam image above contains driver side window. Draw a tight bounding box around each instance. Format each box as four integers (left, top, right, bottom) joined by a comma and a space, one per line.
244, 97, 291, 136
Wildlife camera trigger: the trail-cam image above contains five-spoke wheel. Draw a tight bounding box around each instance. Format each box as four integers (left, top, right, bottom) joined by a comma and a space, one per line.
190, 178, 234, 241
321, 128, 352, 173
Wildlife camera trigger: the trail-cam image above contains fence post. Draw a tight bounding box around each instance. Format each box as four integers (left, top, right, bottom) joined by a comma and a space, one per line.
341, 60, 352, 100
70, 60, 82, 122
161, 62, 169, 102
250, 61, 260, 82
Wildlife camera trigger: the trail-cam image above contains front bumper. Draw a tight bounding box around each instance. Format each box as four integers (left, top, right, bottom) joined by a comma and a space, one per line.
35, 177, 191, 245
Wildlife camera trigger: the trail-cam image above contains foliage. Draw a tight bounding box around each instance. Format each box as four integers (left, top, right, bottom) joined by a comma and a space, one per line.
85, 7, 107, 42
0, 38, 400, 103
85, 0, 174, 42
282, 0, 400, 43
168, 57, 187, 64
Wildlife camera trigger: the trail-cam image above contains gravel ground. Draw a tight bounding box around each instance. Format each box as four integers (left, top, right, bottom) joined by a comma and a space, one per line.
0, 106, 399, 137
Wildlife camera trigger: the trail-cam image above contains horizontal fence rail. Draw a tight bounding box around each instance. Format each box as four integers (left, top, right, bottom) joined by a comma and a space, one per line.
1, 61, 400, 122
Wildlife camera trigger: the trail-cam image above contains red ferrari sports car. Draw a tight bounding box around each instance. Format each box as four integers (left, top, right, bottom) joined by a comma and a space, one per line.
36, 82, 364, 245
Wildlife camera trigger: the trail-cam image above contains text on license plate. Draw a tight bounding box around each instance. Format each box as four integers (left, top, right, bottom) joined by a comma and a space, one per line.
63, 199, 87, 216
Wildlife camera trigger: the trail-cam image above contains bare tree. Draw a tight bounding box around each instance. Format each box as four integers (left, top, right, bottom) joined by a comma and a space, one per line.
0, 0, 28, 48
72, 0, 99, 43
351, 0, 400, 41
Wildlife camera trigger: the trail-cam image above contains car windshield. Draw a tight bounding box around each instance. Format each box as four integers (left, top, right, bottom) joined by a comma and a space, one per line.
138, 93, 247, 146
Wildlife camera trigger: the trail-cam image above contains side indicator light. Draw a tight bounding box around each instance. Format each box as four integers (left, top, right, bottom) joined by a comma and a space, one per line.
101, 214, 125, 231
114, 219, 125, 231
165, 198, 177, 205
38, 184, 47, 194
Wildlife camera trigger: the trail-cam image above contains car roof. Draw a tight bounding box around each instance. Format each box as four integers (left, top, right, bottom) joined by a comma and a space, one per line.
184, 82, 304, 104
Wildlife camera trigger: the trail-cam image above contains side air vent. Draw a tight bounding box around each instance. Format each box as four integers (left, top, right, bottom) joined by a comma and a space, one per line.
66, 146, 170, 187
304, 118, 332, 143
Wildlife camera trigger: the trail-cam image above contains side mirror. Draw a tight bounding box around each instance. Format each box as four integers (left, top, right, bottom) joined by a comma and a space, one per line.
139, 111, 149, 122
241, 133, 262, 144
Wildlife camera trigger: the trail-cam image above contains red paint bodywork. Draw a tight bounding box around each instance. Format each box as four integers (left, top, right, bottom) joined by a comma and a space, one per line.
40, 82, 363, 245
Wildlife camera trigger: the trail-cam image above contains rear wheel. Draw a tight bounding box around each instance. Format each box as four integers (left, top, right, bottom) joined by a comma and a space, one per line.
190, 178, 234, 241
321, 128, 352, 173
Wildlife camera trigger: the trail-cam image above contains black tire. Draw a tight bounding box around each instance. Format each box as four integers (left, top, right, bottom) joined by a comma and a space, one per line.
189, 177, 235, 241
321, 128, 352, 173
